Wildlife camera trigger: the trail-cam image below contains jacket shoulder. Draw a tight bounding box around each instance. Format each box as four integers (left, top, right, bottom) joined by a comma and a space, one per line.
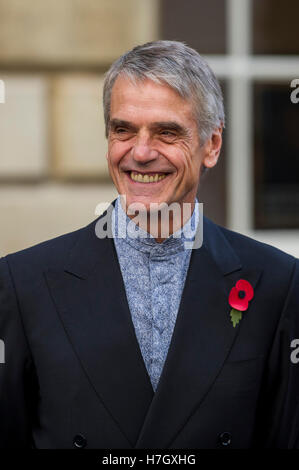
207, 221, 297, 290
203, 216, 297, 271
0, 218, 97, 273
204, 219, 298, 306
219, 224, 296, 263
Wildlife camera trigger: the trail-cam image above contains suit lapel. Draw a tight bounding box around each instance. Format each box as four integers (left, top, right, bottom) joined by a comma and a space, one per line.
135, 217, 262, 448
45, 203, 154, 448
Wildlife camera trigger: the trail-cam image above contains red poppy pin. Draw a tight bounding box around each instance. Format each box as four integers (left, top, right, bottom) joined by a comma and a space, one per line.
228, 279, 254, 327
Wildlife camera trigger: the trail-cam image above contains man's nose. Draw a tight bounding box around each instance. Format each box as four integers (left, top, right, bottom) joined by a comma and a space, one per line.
131, 135, 159, 163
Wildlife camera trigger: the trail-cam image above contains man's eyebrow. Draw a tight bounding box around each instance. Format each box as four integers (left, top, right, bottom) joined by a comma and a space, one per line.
150, 121, 189, 135
109, 119, 137, 130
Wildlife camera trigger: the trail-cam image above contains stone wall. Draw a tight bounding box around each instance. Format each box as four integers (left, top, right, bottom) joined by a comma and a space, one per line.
0, 0, 158, 255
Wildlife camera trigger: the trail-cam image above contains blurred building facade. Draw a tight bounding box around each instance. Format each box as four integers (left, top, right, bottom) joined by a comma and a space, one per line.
0, 0, 298, 256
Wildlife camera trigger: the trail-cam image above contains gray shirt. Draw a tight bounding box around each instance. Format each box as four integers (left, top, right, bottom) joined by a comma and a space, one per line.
112, 196, 199, 391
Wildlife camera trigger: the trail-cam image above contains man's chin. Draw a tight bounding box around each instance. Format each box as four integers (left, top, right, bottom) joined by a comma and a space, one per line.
121, 195, 171, 214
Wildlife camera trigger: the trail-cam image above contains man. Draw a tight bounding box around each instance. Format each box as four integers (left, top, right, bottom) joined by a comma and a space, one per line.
0, 40, 298, 449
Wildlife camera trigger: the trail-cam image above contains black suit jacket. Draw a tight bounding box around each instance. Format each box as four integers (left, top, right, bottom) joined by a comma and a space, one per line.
0, 200, 299, 449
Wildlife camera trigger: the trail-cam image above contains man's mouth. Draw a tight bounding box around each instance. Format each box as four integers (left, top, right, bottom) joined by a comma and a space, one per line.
127, 171, 169, 183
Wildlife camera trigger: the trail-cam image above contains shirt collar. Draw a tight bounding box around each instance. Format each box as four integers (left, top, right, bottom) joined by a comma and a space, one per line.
112, 195, 200, 256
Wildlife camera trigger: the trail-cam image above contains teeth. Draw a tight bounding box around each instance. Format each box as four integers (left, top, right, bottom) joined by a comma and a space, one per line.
130, 172, 167, 183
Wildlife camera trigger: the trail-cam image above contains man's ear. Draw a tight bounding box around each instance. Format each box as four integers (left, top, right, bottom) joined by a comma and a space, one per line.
203, 126, 223, 169
105, 151, 108, 161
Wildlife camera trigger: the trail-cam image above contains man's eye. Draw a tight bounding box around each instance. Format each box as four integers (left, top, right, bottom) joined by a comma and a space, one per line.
113, 128, 133, 139
160, 130, 176, 138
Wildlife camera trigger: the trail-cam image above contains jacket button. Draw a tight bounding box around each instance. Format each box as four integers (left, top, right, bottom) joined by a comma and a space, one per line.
219, 432, 232, 447
73, 434, 87, 448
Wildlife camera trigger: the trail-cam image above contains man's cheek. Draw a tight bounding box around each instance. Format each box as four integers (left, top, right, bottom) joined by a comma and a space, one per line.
107, 148, 122, 166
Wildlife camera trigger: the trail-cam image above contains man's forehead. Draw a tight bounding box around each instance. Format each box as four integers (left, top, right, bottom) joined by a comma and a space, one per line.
111, 75, 188, 105
110, 76, 197, 126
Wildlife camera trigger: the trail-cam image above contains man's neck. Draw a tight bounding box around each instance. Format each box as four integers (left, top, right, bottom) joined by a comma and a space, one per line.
122, 199, 197, 243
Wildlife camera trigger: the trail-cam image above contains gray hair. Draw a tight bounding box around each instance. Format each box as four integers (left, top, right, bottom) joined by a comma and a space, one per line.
103, 40, 225, 143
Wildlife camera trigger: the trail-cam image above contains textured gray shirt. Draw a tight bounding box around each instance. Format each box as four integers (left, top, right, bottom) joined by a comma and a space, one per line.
112, 196, 199, 391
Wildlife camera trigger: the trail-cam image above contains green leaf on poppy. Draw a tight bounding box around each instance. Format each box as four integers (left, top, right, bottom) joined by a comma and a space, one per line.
230, 308, 242, 328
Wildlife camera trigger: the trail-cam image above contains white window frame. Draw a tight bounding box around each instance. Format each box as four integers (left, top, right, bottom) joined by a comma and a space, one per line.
203, 0, 299, 258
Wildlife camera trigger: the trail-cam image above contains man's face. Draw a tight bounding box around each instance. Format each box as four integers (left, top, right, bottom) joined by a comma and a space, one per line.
107, 76, 221, 211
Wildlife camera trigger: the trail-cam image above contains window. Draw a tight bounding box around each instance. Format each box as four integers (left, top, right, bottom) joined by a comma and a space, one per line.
160, 0, 299, 256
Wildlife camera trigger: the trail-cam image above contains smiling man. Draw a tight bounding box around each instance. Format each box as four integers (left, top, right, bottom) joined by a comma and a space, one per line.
105, 75, 221, 239
106, 74, 221, 208
0, 41, 299, 449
